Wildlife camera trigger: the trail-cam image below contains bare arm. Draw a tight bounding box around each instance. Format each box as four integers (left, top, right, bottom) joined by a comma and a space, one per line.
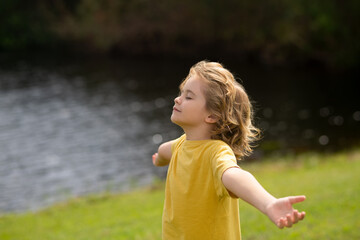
222, 167, 306, 229
152, 140, 175, 166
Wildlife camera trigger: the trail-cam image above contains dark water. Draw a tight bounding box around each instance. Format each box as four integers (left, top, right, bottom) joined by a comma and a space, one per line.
0, 55, 359, 213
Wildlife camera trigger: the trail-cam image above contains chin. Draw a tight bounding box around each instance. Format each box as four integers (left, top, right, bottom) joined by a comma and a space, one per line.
170, 115, 178, 124
170, 116, 183, 127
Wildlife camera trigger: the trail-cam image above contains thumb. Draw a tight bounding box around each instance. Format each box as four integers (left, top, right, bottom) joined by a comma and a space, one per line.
152, 153, 159, 165
288, 195, 306, 205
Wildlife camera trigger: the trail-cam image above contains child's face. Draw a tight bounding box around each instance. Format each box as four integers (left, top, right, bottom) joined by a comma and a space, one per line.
171, 74, 212, 129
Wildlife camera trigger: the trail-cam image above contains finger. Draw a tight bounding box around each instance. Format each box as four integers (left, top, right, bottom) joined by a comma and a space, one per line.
278, 218, 286, 229
293, 210, 299, 223
288, 195, 306, 205
299, 211, 306, 220
152, 153, 158, 165
286, 214, 293, 228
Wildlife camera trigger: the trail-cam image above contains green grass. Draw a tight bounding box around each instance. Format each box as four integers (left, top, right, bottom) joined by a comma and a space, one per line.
1, 149, 359, 240
239, 149, 360, 240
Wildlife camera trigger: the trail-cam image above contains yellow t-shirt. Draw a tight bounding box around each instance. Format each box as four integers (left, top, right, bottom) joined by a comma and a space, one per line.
162, 134, 241, 240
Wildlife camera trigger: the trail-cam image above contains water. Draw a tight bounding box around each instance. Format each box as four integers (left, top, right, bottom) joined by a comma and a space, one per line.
0, 57, 182, 213
0, 55, 358, 213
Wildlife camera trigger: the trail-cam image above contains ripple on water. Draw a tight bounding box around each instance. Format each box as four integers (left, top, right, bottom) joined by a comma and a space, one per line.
0, 68, 171, 213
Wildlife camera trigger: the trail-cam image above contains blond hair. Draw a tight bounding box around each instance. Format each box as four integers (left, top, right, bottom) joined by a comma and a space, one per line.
181, 61, 260, 159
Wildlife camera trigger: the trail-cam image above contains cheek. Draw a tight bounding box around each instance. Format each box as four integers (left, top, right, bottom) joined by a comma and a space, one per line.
188, 102, 203, 112
194, 103, 210, 118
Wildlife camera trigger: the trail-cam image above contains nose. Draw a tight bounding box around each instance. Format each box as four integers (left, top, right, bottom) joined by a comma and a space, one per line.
174, 96, 181, 104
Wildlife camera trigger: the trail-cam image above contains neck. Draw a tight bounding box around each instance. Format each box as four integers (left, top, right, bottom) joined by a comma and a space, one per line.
182, 124, 213, 141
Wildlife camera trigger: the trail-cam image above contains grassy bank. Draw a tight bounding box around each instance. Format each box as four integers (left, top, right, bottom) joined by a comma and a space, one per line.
1, 149, 359, 240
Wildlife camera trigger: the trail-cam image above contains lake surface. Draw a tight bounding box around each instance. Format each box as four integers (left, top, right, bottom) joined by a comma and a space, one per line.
0, 54, 358, 213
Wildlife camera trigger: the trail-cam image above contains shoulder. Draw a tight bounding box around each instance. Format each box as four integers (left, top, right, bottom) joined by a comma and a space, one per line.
205, 140, 236, 162
207, 139, 234, 153
171, 134, 186, 152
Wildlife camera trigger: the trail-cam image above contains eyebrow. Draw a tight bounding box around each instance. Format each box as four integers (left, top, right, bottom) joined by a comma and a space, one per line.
180, 89, 196, 96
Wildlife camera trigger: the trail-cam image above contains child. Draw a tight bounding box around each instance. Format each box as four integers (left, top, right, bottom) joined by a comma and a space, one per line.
152, 61, 306, 239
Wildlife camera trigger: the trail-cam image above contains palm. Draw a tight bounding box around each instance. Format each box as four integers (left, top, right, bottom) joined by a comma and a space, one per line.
266, 196, 306, 228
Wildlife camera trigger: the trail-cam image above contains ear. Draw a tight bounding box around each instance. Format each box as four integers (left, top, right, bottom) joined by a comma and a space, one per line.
205, 114, 218, 124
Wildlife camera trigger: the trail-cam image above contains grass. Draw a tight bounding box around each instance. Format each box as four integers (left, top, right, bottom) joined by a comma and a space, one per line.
239, 149, 360, 239
1, 148, 359, 240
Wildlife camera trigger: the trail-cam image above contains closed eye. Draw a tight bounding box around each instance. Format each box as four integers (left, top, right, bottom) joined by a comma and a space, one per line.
179, 89, 195, 100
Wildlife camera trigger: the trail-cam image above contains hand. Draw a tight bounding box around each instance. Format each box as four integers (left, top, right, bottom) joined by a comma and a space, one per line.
152, 153, 158, 166
266, 196, 306, 229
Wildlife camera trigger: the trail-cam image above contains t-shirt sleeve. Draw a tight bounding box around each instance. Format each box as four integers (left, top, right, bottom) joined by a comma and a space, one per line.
211, 143, 240, 198
171, 134, 186, 154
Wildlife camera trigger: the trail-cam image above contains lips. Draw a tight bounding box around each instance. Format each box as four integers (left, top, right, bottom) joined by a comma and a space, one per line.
173, 106, 181, 112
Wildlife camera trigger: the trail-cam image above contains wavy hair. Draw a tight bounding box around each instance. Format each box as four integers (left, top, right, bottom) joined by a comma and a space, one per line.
181, 61, 261, 159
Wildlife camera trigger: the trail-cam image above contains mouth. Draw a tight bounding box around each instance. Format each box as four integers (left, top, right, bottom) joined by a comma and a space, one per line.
173, 106, 181, 112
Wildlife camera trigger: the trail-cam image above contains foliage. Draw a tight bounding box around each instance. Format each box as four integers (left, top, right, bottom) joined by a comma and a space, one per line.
0, 0, 55, 50
0, 0, 359, 67
1, 148, 359, 239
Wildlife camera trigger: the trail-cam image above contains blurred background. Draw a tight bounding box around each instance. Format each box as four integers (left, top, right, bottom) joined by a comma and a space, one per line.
0, 0, 359, 213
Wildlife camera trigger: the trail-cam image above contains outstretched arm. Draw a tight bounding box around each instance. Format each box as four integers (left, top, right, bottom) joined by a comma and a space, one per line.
222, 167, 306, 229
152, 140, 175, 166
